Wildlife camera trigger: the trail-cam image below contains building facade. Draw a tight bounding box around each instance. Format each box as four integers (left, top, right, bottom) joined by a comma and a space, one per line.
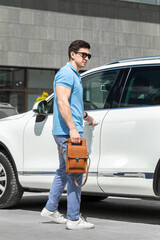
0, 0, 160, 112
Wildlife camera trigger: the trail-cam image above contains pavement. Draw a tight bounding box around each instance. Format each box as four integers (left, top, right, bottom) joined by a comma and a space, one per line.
1, 192, 160, 240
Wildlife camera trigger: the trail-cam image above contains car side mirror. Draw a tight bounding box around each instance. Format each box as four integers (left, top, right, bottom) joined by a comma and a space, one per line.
33, 100, 48, 116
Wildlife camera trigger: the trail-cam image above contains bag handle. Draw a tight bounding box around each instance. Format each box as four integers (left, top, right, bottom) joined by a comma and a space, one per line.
60, 138, 71, 157
74, 156, 90, 188
60, 138, 86, 156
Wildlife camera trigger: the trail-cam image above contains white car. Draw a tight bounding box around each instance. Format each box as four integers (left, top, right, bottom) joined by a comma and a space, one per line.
1, 56, 160, 208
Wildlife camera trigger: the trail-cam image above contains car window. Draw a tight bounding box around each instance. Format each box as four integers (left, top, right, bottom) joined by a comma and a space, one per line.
82, 70, 120, 110
120, 66, 160, 107
47, 98, 53, 114
0, 108, 17, 119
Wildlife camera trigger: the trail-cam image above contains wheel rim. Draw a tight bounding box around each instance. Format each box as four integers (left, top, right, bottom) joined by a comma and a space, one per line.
0, 163, 7, 198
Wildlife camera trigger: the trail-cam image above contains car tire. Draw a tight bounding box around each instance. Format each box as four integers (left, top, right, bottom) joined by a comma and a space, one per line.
0, 151, 23, 208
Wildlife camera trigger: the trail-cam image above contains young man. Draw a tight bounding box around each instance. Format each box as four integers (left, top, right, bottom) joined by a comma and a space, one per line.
41, 40, 94, 230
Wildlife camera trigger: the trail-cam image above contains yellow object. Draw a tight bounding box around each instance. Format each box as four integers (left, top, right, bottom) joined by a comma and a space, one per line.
35, 92, 49, 104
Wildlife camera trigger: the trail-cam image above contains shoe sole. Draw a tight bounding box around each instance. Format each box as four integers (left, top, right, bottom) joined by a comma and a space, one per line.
66, 225, 94, 230
41, 212, 67, 224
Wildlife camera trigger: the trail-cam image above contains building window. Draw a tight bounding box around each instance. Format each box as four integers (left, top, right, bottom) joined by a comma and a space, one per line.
0, 67, 56, 113
140, 0, 159, 4
121, 0, 160, 4
27, 69, 55, 110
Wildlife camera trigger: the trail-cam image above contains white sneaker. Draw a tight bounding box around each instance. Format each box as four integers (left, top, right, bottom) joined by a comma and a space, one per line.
41, 208, 67, 224
66, 216, 94, 230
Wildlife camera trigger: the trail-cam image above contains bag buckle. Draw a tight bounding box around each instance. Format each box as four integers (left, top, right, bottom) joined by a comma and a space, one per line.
75, 157, 79, 162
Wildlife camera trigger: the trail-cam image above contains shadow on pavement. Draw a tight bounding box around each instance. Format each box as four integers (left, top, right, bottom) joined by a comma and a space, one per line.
11, 193, 160, 225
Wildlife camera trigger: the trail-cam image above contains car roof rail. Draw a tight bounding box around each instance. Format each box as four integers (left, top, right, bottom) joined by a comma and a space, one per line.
106, 55, 160, 65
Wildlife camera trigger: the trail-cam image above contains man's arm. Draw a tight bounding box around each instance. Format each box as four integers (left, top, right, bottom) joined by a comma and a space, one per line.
56, 85, 81, 143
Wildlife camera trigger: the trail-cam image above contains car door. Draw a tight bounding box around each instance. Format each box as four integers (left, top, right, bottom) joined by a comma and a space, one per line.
98, 65, 160, 197
23, 97, 58, 174
82, 68, 125, 191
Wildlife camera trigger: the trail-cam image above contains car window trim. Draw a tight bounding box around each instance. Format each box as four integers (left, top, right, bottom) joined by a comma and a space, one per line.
104, 68, 130, 109
118, 68, 132, 108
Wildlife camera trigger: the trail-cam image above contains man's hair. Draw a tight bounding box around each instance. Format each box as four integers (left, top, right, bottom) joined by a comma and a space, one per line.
68, 40, 90, 59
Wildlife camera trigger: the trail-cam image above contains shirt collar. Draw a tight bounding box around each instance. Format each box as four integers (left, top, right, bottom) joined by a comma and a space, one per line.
66, 62, 81, 78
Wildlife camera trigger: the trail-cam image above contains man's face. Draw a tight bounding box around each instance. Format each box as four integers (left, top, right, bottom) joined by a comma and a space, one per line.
71, 48, 91, 69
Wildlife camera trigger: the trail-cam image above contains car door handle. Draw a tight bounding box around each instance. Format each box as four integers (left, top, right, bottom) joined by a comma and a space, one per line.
94, 121, 100, 126
84, 121, 100, 126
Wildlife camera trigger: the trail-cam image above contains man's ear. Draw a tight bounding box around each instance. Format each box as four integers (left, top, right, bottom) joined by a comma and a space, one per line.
70, 51, 75, 60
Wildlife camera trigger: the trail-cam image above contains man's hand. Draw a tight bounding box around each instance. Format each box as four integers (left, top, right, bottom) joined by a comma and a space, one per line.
69, 128, 81, 143
84, 115, 94, 126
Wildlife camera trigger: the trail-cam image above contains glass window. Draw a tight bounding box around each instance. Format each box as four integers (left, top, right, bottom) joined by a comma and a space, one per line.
140, 0, 157, 3
0, 68, 25, 89
120, 66, 160, 107
47, 98, 53, 114
0, 67, 56, 113
0, 68, 26, 113
0, 91, 25, 113
0, 105, 17, 119
27, 69, 54, 89
27, 69, 55, 111
82, 70, 120, 110
121, 0, 159, 4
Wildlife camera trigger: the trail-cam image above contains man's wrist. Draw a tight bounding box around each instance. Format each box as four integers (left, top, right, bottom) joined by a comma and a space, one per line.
84, 112, 88, 119
69, 125, 77, 131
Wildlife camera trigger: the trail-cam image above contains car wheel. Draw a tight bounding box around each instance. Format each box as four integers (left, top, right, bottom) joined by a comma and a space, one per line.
0, 151, 23, 208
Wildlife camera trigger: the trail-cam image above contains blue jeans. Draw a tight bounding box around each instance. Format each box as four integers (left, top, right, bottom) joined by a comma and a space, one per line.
45, 134, 83, 220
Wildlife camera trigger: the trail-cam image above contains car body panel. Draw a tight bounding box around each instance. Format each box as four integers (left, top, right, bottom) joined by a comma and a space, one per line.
0, 112, 31, 171
23, 114, 58, 172
98, 106, 160, 196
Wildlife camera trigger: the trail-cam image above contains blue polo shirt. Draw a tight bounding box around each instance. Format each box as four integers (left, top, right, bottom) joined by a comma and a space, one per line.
52, 62, 84, 135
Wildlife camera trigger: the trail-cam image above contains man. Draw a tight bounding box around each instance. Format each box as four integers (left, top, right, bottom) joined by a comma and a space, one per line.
41, 40, 94, 230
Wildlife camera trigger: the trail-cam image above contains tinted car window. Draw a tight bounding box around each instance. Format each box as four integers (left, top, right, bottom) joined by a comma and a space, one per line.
0, 108, 17, 119
82, 70, 120, 110
0, 103, 18, 119
47, 98, 53, 114
120, 66, 160, 107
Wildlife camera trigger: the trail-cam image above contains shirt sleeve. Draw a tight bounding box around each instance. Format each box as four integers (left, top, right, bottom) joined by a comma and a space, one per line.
55, 68, 74, 89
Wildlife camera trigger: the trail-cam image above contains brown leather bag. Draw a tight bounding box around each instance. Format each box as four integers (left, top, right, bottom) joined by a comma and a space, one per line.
60, 138, 90, 187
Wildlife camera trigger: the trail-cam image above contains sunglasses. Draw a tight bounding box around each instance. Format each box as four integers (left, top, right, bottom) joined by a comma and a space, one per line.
75, 52, 91, 59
